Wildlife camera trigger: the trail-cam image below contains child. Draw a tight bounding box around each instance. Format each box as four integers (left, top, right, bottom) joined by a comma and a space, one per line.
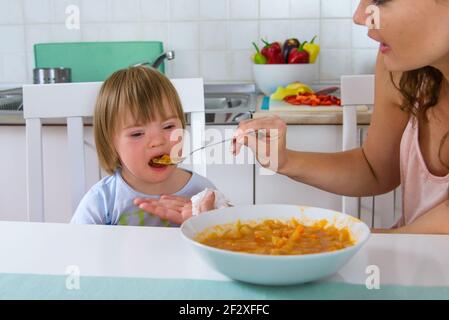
71, 66, 217, 226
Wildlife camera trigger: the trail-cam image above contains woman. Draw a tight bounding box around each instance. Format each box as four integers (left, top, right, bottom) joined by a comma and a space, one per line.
234, 0, 449, 234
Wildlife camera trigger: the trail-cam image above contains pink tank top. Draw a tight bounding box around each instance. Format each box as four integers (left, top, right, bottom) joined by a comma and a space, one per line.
398, 117, 449, 226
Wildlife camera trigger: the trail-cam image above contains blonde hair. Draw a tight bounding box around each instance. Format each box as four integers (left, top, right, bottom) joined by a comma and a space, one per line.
94, 66, 186, 174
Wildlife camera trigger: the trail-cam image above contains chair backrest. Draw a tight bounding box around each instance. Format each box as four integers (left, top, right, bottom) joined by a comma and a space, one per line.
340, 75, 375, 218
341, 74, 375, 150
23, 78, 205, 222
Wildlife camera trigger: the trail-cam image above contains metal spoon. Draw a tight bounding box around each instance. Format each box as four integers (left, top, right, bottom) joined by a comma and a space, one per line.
167, 130, 278, 165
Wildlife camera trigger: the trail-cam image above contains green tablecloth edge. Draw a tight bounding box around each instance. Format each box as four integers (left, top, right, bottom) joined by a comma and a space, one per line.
1, 273, 448, 300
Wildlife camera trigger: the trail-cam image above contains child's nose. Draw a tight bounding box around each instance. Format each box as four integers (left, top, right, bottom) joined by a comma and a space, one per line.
147, 131, 166, 149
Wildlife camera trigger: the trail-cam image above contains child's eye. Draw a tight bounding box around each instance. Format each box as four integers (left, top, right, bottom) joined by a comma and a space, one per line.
372, 0, 390, 5
130, 132, 144, 138
163, 124, 175, 130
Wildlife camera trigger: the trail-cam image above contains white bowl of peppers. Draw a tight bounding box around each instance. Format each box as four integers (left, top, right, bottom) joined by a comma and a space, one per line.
252, 37, 320, 96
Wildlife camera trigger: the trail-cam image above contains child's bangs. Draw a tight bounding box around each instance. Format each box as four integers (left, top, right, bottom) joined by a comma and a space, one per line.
115, 71, 184, 129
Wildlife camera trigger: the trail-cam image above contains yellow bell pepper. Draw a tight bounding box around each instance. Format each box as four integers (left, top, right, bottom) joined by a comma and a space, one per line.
286, 82, 313, 92
271, 82, 314, 100
303, 36, 320, 64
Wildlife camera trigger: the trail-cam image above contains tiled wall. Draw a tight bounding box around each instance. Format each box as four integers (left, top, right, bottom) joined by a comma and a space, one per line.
0, 0, 378, 86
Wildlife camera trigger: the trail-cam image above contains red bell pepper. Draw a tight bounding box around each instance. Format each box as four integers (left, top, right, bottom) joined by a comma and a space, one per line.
288, 42, 310, 64
261, 39, 284, 64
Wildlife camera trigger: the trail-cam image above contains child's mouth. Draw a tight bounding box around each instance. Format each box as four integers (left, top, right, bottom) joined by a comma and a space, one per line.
149, 154, 173, 168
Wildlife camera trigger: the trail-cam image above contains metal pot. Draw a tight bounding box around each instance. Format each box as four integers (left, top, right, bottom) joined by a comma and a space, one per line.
33, 67, 72, 84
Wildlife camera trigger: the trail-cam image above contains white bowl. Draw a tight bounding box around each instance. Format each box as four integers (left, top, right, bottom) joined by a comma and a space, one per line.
253, 64, 318, 96
181, 204, 370, 286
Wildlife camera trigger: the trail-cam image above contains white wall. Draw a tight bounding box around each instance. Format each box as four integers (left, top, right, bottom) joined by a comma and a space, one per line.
0, 0, 378, 86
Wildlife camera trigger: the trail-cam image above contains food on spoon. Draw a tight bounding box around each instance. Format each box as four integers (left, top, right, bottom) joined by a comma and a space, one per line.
195, 218, 355, 255
150, 154, 173, 166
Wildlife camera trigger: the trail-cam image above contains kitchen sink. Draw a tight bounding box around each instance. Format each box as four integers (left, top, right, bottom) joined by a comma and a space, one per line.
0, 87, 22, 111
203, 83, 257, 124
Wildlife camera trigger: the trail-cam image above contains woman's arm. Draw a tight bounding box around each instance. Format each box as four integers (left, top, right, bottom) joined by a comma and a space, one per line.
383, 200, 449, 234
236, 51, 408, 197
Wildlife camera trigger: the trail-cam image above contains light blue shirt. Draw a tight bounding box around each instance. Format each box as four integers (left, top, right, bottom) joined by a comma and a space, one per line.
71, 169, 215, 227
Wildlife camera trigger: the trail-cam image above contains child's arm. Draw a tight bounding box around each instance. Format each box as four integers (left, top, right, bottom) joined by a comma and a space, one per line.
134, 192, 216, 225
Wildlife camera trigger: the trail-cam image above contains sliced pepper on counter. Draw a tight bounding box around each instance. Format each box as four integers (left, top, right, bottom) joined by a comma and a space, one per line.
303, 36, 320, 64
261, 39, 284, 64
284, 93, 341, 106
285, 82, 314, 92
271, 82, 314, 100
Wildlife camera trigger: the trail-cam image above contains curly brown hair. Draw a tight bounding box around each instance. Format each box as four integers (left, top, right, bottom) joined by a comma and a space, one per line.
390, 67, 449, 170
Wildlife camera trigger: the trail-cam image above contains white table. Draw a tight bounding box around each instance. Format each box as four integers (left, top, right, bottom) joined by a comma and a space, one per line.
1, 221, 449, 299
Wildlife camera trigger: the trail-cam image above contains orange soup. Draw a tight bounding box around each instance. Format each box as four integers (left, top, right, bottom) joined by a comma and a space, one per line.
194, 218, 355, 255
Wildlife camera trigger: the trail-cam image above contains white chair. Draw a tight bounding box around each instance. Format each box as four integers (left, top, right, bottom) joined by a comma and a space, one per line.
342, 75, 401, 228
341, 74, 375, 218
23, 78, 206, 222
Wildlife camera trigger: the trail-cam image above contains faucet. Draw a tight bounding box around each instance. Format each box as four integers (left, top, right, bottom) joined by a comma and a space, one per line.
132, 51, 175, 69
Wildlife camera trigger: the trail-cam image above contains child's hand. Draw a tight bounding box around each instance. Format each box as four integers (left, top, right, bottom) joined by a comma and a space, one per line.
134, 192, 215, 225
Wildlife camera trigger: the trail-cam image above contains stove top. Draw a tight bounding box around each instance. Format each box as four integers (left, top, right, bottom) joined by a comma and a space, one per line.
0, 87, 22, 111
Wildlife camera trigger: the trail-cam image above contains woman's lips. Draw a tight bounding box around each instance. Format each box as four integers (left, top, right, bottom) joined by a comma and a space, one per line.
380, 43, 391, 54
367, 33, 391, 54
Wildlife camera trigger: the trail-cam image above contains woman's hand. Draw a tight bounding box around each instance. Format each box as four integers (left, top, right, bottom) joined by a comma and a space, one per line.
233, 115, 289, 173
134, 192, 215, 225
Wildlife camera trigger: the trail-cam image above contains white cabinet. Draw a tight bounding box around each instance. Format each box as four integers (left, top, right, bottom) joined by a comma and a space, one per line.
254, 124, 401, 228
181, 125, 254, 206
0, 126, 27, 222
255, 125, 343, 211
0, 125, 100, 223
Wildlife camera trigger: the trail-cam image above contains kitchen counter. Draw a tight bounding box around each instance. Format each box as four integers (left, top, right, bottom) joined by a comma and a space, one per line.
0, 86, 373, 126
253, 96, 373, 125
0, 106, 373, 126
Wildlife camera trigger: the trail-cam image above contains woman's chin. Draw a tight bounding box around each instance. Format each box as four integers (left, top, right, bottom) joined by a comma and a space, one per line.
384, 54, 435, 73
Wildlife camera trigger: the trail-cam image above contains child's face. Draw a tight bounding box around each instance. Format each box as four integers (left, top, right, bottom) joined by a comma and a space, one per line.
114, 109, 183, 185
